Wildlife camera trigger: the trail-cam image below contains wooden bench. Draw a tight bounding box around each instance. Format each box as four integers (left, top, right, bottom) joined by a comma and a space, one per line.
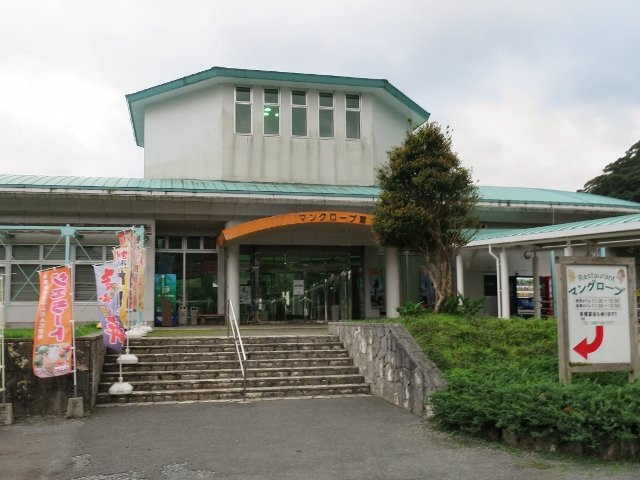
197, 314, 225, 325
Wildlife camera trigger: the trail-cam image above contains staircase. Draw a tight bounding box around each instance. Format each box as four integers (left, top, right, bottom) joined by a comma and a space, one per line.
96, 335, 370, 405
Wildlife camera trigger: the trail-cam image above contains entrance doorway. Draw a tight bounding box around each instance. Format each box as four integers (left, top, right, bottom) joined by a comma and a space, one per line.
239, 246, 364, 323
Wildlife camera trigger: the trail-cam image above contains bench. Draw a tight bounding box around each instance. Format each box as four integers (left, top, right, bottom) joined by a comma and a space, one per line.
197, 314, 225, 325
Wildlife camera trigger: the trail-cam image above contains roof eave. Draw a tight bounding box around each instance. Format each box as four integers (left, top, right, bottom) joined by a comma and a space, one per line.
125, 66, 430, 146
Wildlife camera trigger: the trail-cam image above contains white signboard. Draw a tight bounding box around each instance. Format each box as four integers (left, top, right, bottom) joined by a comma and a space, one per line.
557, 256, 638, 384
566, 265, 630, 364
293, 280, 304, 296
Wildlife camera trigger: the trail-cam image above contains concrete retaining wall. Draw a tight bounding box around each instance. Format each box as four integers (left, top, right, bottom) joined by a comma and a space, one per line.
4, 333, 105, 417
329, 322, 446, 416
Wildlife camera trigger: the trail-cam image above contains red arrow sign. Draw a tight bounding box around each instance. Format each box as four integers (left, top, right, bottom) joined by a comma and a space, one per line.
573, 325, 604, 359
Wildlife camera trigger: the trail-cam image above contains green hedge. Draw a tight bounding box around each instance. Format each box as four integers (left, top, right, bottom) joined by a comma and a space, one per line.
399, 314, 640, 451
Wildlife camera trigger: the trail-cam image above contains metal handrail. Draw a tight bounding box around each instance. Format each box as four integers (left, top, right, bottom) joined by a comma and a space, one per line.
227, 299, 247, 401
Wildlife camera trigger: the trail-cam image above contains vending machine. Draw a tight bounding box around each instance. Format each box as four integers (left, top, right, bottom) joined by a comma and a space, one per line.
509, 276, 553, 318
515, 276, 534, 317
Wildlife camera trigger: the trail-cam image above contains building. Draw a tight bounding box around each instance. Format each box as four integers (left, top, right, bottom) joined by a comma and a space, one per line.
1, 67, 640, 326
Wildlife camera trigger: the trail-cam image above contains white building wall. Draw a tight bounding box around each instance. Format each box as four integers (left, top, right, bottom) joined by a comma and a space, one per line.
143, 82, 411, 186
144, 87, 223, 179
371, 95, 413, 172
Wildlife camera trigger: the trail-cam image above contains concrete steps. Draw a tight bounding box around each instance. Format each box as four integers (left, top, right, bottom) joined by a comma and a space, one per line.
96, 335, 369, 406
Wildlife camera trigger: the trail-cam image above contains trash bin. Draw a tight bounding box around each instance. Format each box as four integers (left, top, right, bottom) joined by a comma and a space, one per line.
189, 307, 199, 325
178, 305, 187, 326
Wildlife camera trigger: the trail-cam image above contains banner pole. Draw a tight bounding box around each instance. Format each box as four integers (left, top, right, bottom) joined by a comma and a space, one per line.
69, 263, 78, 398
1, 275, 5, 404
114, 229, 139, 384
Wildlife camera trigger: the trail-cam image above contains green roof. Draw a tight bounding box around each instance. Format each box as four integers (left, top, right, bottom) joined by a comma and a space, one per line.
478, 186, 640, 208
0, 175, 379, 198
126, 66, 431, 146
469, 213, 640, 245
2, 175, 640, 210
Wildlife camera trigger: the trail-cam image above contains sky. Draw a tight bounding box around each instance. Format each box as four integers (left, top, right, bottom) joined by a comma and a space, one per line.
0, 0, 638, 191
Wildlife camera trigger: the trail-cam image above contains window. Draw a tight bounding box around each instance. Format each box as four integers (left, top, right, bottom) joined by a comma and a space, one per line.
263, 88, 280, 135
43, 244, 65, 261
12, 245, 40, 260
75, 246, 104, 262
187, 236, 201, 249
11, 264, 40, 301
75, 264, 97, 301
168, 236, 182, 249
346, 94, 361, 139
235, 86, 252, 134
319, 92, 334, 138
291, 90, 307, 136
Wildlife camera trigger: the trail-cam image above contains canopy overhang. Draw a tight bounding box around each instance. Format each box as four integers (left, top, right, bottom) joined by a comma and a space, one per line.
464, 214, 640, 250
217, 211, 374, 248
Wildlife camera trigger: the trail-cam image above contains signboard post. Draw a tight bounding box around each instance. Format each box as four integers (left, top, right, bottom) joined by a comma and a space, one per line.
556, 257, 639, 384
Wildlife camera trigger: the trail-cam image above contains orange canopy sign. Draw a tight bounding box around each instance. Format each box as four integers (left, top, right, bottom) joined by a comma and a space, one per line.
217, 211, 373, 247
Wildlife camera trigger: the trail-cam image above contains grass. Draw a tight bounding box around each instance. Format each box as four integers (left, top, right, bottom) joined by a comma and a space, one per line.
4, 324, 101, 339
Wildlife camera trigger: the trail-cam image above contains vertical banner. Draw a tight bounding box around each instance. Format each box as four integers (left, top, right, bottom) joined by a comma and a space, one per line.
113, 245, 131, 327
94, 261, 126, 352
32, 266, 73, 378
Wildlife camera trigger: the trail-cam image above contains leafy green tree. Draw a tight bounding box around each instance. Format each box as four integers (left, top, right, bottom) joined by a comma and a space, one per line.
581, 140, 640, 201
373, 123, 479, 312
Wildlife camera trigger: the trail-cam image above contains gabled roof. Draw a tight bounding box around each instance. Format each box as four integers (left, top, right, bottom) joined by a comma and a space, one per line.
478, 186, 638, 208
125, 66, 431, 146
1, 175, 640, 212
467, 213, 640, 248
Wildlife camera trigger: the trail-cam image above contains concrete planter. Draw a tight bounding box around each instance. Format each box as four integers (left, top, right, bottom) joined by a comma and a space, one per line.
329, 322, 446, 417
3, 333, 105, 417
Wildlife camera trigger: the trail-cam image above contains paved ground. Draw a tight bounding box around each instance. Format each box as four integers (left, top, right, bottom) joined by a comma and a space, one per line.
1, 396, 639, 480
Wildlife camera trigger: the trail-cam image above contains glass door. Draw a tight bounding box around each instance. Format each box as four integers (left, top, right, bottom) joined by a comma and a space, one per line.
240, 246, 363, 323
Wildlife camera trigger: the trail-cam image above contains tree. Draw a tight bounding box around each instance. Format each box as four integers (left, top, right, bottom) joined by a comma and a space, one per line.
373, 123, 479, 313
581, 140, 640, 201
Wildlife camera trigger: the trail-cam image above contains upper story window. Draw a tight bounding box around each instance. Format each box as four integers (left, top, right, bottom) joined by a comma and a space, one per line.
235, 87, 252, 134
346, 94, 361, 139
263, 88, 280, 135
291, 90, 307, 137
319, 92, 334, 138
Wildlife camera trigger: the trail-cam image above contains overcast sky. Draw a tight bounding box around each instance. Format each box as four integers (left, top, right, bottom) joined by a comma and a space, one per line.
0, 0, 638, 191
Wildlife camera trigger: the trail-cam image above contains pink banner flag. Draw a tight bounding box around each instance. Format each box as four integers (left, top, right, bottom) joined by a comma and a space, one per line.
32, 266, 74, 378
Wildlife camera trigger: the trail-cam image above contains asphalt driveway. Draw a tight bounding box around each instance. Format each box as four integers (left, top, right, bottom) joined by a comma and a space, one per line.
1, 396, 639, 480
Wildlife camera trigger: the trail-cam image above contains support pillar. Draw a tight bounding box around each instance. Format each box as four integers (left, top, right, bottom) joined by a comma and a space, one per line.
550, 250, 557, 317
385, 247, 400, 319
456, 254, 464, 297
217, 248, 225, 315
226, 244, 240, 319
499, 248, 510, 319
564, 242, 573, 256
532, 251, 541, 318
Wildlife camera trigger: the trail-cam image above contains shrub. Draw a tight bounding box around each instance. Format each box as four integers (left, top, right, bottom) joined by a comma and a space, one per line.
398, 313, 640, 452
396, 301, 426, 317
440, 294, 485, 317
